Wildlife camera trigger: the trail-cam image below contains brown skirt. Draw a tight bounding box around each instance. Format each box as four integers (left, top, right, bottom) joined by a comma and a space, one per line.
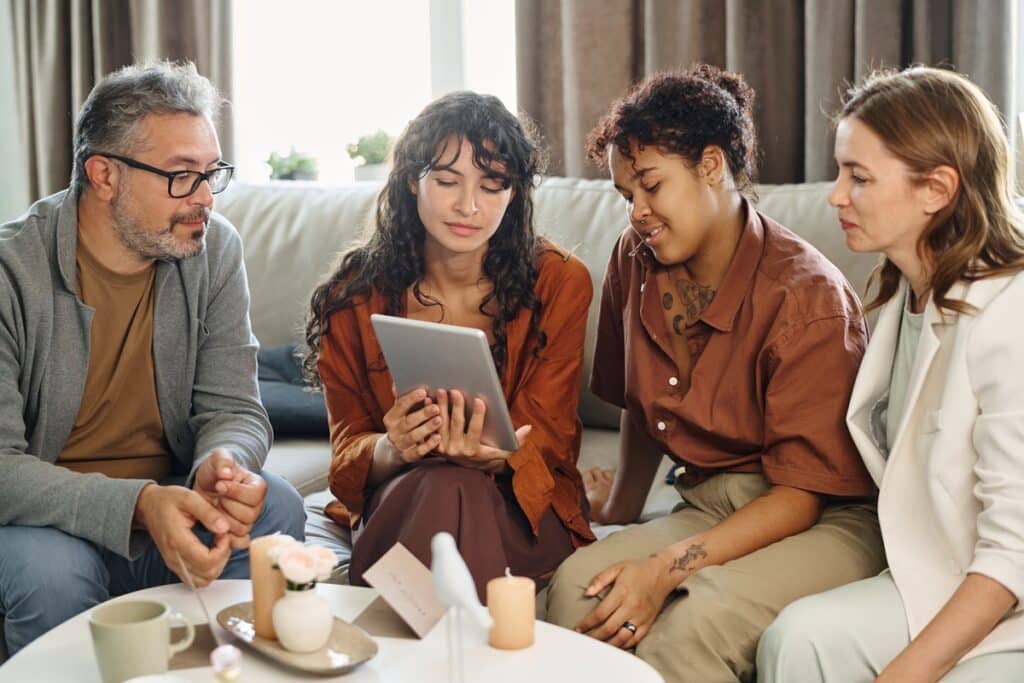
348, 458, 577, 601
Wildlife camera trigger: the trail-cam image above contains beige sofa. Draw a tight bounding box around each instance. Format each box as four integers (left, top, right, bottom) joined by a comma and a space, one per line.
215, 177, 877, 526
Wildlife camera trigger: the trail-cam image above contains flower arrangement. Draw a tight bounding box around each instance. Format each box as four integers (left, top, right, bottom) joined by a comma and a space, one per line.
268, 537, 337, 591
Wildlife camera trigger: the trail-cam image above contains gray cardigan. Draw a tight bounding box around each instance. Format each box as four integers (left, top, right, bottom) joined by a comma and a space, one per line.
0, 190, 272, 558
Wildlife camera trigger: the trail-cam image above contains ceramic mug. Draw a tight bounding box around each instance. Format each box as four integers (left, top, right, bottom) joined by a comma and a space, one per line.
89, 599, 194, 683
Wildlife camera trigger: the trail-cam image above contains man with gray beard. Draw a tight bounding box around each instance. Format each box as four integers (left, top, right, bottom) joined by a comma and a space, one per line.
0, 61, 305, 655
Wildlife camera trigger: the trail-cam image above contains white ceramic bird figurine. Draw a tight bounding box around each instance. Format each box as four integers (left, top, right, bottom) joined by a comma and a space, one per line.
430, 532, 493, 632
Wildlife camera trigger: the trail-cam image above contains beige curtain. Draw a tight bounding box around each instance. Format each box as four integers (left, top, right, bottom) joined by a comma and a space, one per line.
517, 0, 1015, 182
10, 0, 233, 201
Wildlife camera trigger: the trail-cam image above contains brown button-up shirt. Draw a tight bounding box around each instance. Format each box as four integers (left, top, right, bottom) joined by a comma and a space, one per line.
319, 245, 596, 545
592, 204, 875, 496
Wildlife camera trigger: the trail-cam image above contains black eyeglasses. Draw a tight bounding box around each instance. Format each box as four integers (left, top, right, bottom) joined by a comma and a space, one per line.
93, 153, 235, 198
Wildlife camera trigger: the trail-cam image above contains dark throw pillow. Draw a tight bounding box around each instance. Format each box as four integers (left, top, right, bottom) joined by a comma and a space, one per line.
257, 343, 329, 438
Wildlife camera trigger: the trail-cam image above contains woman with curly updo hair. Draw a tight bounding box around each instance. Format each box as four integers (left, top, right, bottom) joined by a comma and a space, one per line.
759, 67, 1024, 683
305, 92, 594, 598
545, 65, 884, 682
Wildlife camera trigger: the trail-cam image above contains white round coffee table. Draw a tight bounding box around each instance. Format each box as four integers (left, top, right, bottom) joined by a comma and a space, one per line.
0, 579, 664, 682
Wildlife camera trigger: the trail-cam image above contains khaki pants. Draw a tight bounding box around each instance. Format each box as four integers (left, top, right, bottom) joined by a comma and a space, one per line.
546, 473, 885, 683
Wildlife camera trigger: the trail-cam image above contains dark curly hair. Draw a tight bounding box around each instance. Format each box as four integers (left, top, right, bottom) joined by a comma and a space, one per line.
304, 91, 548, 385
586, 64, 758, 197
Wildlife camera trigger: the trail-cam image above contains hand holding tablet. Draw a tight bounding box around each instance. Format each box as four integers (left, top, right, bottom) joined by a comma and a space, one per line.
432, 388, 531, 473
380, 387, 443, 463
370, 314, 528, 463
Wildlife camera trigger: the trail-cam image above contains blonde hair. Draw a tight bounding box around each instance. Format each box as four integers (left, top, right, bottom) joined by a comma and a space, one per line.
839, 66, 1024, 313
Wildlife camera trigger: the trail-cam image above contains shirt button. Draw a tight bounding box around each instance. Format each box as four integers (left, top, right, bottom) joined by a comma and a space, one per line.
668, 376, 679, 387
656, 421, 667, 431
640, 283, 645, 293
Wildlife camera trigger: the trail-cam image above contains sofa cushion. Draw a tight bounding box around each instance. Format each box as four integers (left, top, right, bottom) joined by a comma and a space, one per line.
216, 181, 380, 349
262, 439, 331, 497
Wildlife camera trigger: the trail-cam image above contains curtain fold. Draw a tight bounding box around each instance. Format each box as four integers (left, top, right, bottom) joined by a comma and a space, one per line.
517, 0, 1016, 182
10, 0, 233, 201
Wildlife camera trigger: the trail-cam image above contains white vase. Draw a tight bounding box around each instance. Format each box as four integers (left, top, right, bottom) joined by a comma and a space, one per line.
272, 586, 333, 653
354, 163, 388, 181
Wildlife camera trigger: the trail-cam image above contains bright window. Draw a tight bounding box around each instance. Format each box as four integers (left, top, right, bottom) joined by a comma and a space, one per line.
231, 0, 517, 184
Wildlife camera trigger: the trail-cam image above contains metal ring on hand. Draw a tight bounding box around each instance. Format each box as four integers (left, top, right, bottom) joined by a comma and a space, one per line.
621, 620, 637, 634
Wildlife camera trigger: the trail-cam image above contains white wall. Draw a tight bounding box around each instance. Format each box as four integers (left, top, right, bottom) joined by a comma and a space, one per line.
0, 4, 30, 222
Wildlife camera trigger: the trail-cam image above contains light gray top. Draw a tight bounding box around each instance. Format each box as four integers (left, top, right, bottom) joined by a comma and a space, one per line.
0, 189, 271, 558
885, 292, 925, 454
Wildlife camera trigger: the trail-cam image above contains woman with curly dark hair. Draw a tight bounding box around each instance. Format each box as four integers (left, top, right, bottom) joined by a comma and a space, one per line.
305, 91, 594, 598
544, 65, 884, 682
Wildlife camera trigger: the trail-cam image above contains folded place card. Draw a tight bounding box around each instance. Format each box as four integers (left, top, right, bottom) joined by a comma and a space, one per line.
352, 596, 419, 640
361, 542, 446, 638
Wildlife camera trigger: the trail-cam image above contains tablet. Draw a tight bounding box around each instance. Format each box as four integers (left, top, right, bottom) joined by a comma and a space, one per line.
369, 313, 519, 452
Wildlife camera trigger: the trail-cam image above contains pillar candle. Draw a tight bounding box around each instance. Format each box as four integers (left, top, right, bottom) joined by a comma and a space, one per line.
250, 535, 289, 639
486, 568, 535, 650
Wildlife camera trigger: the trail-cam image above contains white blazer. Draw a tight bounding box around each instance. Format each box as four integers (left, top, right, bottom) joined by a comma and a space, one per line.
847, 272, 1024, 659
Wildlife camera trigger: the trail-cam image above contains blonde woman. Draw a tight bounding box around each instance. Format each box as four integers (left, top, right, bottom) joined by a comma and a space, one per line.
758, 67, 1024, 682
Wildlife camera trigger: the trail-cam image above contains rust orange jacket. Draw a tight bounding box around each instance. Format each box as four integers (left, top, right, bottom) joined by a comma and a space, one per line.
318, 245, 596, 547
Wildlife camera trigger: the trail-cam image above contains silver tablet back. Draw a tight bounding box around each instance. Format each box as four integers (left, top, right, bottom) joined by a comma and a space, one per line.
370, 314, 520, 452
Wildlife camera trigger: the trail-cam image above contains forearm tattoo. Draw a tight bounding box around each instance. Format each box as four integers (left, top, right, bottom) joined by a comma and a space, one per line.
669, 543, 707, 574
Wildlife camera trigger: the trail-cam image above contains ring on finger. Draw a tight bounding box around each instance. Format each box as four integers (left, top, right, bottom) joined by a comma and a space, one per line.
620, 621, 637, 635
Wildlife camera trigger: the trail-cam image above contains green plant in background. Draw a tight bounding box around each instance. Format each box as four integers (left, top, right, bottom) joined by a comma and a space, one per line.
266, 148, 318, 180
346, 130, 393, 166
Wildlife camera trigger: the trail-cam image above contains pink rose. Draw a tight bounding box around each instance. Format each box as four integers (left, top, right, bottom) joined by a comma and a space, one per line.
266, 535, 303, 566
308, 546, 338, 581
276, 547, 320, 585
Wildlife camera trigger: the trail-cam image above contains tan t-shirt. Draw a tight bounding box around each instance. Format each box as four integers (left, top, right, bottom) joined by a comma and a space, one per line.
57, 239, 171, 480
